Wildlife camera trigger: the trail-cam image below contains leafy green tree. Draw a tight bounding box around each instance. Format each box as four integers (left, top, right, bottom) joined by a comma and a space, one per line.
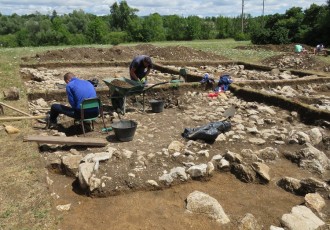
276, 7, 304, 41
163, 15, 186, 40
86, 18, 108, 44
63, 10, 90, 34
141, 13, 166, 42
110, 1, 138, 31
16, 28, 31, 46
0, 14, 22, 35
270, 27, 290, 44
251, 28, 271, 44
126, 17, 144, 42
215, 16, 242, 39
200, 20, 215, 39
185, 16, 202, 40
317, 1, 330, 45
215, 16, 230, 38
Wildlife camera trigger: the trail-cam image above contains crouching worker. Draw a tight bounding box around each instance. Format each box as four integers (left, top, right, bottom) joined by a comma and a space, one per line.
111, 55, 153, 114
129, 55, 153, 84
46, 72, 98, 129
314, 44, 326, 55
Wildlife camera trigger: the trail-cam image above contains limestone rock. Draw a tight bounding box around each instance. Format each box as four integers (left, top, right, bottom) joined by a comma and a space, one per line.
3, 87, 19, 100
186, 191, 230, 224
238, 213, 262, 230
281, 205, 325, 230
168, 140, 185, 154
4, 125, 20, 134
231, 164, 256, 183
304, 193, 326, 213
252, 162, 270, 182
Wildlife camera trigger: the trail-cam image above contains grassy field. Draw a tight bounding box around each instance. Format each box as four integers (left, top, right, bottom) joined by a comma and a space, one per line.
0, 39, 327, 229
0, 47, 59, 229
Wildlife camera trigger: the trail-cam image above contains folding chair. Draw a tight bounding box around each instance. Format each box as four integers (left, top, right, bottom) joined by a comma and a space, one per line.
75, 97, 106, 136
179, 68, 187, 82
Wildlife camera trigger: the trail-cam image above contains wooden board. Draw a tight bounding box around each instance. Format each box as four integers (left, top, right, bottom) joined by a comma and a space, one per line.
24, 135, 108, 146
0, 115, 46, 121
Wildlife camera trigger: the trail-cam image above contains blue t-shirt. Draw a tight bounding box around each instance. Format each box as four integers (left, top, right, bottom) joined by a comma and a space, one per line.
66, 77, 97, 110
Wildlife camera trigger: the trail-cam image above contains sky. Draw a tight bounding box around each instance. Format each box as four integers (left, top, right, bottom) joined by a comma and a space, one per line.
0, 0, 328, 18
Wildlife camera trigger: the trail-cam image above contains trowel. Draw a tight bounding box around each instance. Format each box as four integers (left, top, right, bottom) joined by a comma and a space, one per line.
221, 105, 237, 121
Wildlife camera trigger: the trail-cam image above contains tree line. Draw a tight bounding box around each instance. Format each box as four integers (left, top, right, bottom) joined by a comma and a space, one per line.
0, 1, 329, 47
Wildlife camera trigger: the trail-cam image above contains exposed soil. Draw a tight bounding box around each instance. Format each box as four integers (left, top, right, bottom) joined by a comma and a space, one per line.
262, 54, 330, 72
24, 44, 330, 229
236, 44, 330, 72
235, 44, 314, 53
38, 88, 329, 229
23, 44, 229, 63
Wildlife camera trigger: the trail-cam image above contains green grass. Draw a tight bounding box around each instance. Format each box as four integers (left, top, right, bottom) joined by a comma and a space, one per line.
0, 46, 59, 230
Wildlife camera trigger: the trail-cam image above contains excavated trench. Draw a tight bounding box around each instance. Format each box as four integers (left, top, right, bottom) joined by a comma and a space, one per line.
19, 59, 330, 229
23, 61, 330, 188
15, 42, 330, 229
23, 60, 330, 125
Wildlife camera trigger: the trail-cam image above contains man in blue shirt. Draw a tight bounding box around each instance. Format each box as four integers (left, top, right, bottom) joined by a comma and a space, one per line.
47, 72, 98, 128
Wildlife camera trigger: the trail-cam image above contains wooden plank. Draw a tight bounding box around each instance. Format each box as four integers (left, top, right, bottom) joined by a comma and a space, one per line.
23, 135, 108, 146
0, 115, 46, 121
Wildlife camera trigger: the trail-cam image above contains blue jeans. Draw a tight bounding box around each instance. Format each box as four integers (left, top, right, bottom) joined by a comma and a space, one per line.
49, 104, 98, 123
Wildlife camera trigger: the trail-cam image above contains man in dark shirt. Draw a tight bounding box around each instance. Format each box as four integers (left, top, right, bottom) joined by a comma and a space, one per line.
129, 55, 152, 83
47, 72, 98, 128
111, 55, 153, 114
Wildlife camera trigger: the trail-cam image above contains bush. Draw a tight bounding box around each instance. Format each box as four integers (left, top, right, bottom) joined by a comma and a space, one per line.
67, 34, 87, 45
234, 33, 250, 41
251, 28, 271, 44
107, 31, 128, 45
0, 34, 18, 47
251, 27, 290, 44
270, 27, 290, 44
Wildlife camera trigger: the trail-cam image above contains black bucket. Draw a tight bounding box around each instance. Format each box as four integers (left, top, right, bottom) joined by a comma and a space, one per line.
111, 120, 137, 142
150, 100, 164, 113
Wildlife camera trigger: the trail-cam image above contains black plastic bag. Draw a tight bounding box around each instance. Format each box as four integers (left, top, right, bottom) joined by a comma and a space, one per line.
88, 78, 99, 87
182, 121, 231, 142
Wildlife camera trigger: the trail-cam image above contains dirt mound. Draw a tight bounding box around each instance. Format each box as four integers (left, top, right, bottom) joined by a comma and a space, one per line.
134, 44, 228, 61
261, 53, 330, 72
25, 44, 229, 63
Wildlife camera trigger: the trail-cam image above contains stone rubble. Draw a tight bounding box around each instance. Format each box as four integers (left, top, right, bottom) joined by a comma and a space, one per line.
27, 65, 330, 228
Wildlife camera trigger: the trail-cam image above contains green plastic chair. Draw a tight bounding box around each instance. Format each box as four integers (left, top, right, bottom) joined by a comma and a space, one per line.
76, 97, 106, 136
179, 68, 187, 82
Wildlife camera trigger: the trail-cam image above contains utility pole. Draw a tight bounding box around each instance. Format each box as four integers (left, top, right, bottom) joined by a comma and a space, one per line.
241, 0, 244, 33
262, 0, 265, 16
262, 0, 265, 26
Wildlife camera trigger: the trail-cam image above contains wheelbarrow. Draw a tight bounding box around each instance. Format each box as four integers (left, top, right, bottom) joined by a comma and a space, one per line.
103, 77, 171, 114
